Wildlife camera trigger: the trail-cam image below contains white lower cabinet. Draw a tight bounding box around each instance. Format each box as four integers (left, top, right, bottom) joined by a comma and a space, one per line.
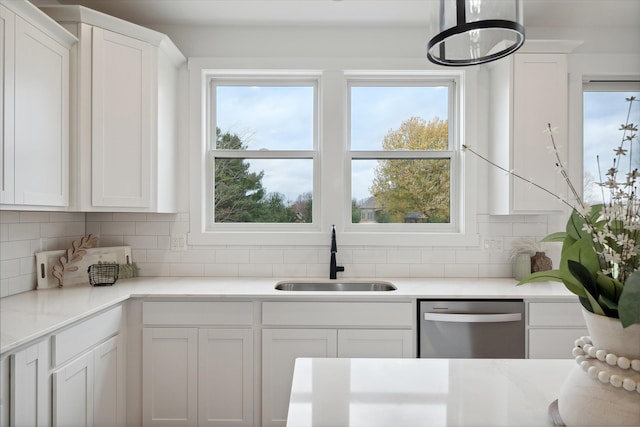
526, 300, 588, 358
198, 329, 254, 426
53, 351, 94, 426
51, 305, 125, 427
141, 301, 255, 426
10, 339, 50, 427
261, 301, 414, 426
142, 328, 198, 426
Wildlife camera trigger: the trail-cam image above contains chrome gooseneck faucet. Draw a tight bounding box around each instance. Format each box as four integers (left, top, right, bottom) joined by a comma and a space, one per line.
329, 225, 344, 279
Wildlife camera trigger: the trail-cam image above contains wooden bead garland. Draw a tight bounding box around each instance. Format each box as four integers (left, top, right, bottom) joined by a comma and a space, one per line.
572, 336, 640, 394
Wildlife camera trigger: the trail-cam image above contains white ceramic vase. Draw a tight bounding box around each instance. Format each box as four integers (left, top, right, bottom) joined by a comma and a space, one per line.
557, 309, 640, 426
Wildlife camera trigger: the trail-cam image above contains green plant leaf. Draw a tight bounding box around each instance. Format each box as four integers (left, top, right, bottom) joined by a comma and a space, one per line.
596, 272, 623, 303
619, 271, 640, 328
568, 260, 599, 299
517, 269, 588, 297
561, 237, 600, 275
542, 232, 567, 243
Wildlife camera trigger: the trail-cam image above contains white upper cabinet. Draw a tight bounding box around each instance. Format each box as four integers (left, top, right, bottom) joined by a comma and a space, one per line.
0, 0, 76, 209
488, 52, 569, 214
40, 5, 185, 212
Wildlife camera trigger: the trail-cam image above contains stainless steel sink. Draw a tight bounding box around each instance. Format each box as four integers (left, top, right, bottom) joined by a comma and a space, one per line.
274, 280, 396, 292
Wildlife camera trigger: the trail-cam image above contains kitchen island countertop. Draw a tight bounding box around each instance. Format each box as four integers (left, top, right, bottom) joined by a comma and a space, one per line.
1, 276, 576, 354
287, 357, 574, 427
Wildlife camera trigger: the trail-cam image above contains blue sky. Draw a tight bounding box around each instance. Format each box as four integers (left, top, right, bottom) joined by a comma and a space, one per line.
583, 91, 640, 204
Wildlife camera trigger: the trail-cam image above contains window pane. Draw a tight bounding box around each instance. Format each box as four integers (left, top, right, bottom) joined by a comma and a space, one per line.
352, 159, 451, 224
216, 85, 314, 150
214, 158, 313, 223
583, 91, 640, 204
350, 86, 449, 150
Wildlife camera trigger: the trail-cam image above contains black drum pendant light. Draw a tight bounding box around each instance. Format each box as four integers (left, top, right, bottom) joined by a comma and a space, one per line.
427, 0, 525, 66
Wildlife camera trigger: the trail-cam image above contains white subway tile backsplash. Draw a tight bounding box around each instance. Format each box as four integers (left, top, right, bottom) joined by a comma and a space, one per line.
410, 263, 445, 277
101, 221, 136, 236
444, 263, 479, 277
171, 263, 204, 276
19, 212, 50, 223
8, 223, 41, 240
1, 240, 31, 260
386, 249, 421, 264
180, 250, 215, 263
112, 213, 148, 222
124, 236, 159, 249
352, 249, 386, 264
1, 259, 20, 279
0, 211, 20, 223
215, 249, 250, 264
136, 221, 170, 236
205, 263, 238, 277
0, 209, 559, 297
250, 249, 283, 264
239, 263, 273, 277
513, 221, 548, 237
147, 249, 181, 263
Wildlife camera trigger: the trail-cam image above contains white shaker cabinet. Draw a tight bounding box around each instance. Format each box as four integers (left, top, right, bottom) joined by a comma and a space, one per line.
488, 52, 569, 214
526, 300, 588, 359
0, 1, 75, 209
261, 301, 414, 426
10, 339, 50, 427
51, 305, 126, 427
39, 5, 185, 212
141, 301, 255, 427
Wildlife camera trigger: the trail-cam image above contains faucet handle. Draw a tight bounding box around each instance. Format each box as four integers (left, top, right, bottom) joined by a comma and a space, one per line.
331, 225, 337, 252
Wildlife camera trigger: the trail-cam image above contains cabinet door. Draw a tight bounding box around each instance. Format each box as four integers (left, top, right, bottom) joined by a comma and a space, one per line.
91, 26, 152, 208
512, 53, 568, 212
11, 340, 50, 427
198, 329, 253, 426
52, 352, 94, 427
337, 329, 413, 358
94, 335, 125, 427
143, 328, 198, 426
528, 328, 589, 359
13, 15, 69, 206
0, 5, 15, 204
262, 329, 337, 426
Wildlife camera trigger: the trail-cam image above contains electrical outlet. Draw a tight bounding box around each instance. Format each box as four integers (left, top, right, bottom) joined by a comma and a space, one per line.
170, 234, 187, 251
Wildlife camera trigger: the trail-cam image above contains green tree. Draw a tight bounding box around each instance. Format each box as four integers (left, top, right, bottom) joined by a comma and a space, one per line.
370, 117, 450, 223
255, 192, 297, 223
214, 129, 266, 222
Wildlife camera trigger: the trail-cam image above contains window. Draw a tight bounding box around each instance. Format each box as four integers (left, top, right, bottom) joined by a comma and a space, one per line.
583, 82, 640, 204
348, 79, 458, 230
189, 63, 470, 246
208, 77, 318, 228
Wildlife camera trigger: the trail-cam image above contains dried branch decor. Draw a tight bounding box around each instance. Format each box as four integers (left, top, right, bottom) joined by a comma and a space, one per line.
52, 234, 99, 287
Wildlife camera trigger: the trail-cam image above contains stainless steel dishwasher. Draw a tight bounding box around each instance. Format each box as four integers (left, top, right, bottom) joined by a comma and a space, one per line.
419, 300, 525, 358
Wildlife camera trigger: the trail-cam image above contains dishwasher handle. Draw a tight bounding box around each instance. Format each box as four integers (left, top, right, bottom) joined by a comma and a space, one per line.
423, 312, 522, 323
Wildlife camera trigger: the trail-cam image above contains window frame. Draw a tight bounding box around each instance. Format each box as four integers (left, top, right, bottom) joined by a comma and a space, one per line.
207, 75, 320, 231
581, 79, 640, 203
345, 76, 459, 232
188, 60, 478, 247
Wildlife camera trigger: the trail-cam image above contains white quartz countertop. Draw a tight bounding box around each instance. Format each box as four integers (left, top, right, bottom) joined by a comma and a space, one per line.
0, 276, 576, 355
287, 357, 574, 427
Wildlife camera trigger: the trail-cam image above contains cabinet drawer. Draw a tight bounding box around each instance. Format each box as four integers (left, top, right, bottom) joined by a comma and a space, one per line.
52, 305, 122, 366
528, 328, 588, 359
262, 302, 413, 327
143, 301, 253, 325
528, 302, 585, 326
